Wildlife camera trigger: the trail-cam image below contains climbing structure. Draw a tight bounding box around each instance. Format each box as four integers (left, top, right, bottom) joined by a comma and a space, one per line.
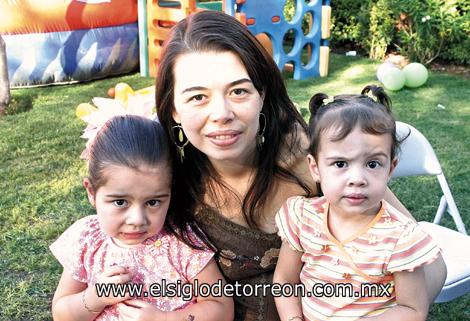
139, 0, 330, 80
225, 0, 330, 80
140, 0, 223, 77
141, 0, 195, 77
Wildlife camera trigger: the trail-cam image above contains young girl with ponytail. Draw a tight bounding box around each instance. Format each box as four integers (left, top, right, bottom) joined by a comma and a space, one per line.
274, 85, 440, 321
50, 115, 233, 321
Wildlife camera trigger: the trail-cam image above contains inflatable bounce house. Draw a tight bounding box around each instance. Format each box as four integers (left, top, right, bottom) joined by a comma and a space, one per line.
1, 0, 139, 87
140, 0, 331, 80
1, 0, 330, 87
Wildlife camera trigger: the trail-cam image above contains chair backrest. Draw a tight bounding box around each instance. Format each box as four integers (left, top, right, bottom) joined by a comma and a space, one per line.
391, 122, 470, 305
392, 121, 443, 178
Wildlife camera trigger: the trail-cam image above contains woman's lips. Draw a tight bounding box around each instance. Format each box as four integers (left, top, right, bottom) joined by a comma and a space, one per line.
206, 130, 241, 147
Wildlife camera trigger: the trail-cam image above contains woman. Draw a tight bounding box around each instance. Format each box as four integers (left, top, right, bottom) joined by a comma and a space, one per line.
156, 11, 446, 321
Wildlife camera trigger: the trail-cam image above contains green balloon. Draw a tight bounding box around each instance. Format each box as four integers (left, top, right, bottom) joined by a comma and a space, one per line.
404, 63, 429, 88
382, 68, 405, 91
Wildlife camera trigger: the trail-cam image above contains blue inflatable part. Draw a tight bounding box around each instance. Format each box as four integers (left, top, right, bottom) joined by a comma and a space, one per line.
5, 23, 139, 87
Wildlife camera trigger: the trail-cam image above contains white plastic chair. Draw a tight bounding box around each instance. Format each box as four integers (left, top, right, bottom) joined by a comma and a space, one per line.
393, 121, 470, 302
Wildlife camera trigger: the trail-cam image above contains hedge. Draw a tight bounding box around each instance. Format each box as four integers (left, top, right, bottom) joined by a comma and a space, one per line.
329, 0, 469, 65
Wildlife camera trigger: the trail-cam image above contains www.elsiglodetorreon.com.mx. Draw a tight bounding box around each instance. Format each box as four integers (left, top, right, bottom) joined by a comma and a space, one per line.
95, 280, 392, 301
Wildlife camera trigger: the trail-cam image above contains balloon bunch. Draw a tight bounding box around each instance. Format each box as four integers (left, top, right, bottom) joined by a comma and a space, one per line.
74, 83, 156, 159
75, 83, 155, 119
376, 62, 429, 91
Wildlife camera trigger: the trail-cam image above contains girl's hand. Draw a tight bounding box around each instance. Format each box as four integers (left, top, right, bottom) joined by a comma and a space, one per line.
118, 300, 167, 321
91, 265, 133, 308
115, 259, 233, 321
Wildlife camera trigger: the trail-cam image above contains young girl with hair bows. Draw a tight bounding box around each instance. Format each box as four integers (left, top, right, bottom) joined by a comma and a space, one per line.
274, 86, 440, 321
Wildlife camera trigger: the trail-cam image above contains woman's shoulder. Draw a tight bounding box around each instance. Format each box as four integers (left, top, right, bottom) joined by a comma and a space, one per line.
256, 124, 317, 228
275, 123, 317, 195
277, 122, 310, 170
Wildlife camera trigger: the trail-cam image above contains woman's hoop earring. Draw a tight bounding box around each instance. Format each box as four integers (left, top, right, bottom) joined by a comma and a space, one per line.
172, 124, 189, 163
257, 112, 266, 149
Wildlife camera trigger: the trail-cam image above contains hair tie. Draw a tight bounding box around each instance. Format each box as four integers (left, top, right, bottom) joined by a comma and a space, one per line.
323, 97, 334, 105
365, 90, 377, 102
366, 90, 377, 102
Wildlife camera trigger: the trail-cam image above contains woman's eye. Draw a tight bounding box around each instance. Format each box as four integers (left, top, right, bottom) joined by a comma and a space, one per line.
232, 88, 248, 96
367, 160, 381, 169
334, 161, 347, 168
147, 200, 161, 207
113, 200, 128, 207
189, 94, 206, 103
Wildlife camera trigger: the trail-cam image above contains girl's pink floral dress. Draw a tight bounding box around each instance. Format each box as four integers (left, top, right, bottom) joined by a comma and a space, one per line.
50, 215, 214, 321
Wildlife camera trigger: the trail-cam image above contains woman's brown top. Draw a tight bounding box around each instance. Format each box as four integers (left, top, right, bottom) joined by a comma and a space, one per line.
195, 207, 282, 321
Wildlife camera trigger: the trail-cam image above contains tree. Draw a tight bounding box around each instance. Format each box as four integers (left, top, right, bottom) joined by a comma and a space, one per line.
0, 34, 10, 116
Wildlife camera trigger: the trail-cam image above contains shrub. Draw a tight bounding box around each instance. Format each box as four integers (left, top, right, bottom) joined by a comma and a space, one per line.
330, 0, 469, 65
361, 0, 395, 60
283, 0, 310, 34
390, 0, 467, 64
437, 1, 470, 64
330, 0, 364, 46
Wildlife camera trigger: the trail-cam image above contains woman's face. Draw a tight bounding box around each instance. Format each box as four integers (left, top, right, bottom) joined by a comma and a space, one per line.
172, 51, 264, 166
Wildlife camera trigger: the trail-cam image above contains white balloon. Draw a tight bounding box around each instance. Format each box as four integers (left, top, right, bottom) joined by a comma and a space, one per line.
376, 62, 399, 83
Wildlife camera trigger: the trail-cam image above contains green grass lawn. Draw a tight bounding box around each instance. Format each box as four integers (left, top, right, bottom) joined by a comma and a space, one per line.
1, 54, 469, 320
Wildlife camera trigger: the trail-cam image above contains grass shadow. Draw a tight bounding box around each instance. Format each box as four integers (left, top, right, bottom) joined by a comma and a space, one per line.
5, 92, 35, 115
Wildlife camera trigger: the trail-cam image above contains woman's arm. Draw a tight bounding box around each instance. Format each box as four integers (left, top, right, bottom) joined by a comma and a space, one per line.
118, 259, 234, 321
359, 268, 429, 321
273, 241, 304, 321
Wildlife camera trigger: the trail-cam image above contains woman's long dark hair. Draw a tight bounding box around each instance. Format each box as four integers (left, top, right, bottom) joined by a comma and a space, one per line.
156, 11, 313, 230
